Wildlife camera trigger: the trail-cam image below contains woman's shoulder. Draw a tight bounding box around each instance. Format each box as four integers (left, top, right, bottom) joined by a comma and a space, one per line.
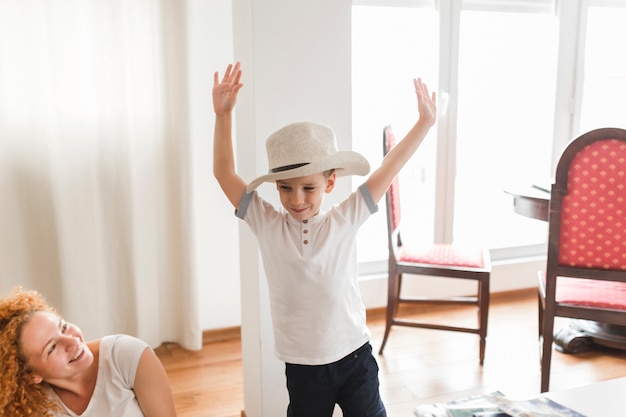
98, 335, 150, 386
99, 335, 149, 360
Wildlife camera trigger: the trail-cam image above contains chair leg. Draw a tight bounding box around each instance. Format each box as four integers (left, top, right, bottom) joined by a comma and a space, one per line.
537, 291, 544, 339
379, 271, 401, 354
478, 276, 490, 366
378, 321, 392, 355
540, 312, 555, 392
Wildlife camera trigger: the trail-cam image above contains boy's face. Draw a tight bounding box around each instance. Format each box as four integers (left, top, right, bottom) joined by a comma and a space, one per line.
276, 171, 336, 221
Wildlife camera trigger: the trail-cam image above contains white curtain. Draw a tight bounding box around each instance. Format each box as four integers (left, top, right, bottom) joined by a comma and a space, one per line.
0, 0, 202, 350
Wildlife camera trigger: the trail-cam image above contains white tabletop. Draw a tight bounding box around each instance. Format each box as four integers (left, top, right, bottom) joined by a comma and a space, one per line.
544, 376, 626, 417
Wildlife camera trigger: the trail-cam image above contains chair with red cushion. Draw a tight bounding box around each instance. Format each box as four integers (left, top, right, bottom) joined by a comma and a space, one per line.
378, 125, 492, 365
538, 127, 626, 392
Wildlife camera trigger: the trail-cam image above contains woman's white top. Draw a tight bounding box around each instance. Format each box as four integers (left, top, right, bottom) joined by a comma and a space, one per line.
51, 334, 148, 417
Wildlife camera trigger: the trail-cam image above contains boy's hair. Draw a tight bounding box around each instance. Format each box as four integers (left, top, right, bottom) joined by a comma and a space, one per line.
323, 169, 336, 179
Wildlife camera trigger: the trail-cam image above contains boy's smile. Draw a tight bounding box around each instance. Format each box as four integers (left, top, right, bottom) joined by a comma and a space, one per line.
276, 172, 336, 221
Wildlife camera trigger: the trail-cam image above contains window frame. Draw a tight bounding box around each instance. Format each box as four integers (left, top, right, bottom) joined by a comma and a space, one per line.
352, 0, 623, 272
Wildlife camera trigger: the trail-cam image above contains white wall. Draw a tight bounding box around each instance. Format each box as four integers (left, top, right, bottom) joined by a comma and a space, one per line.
187, 0, 242, 331
192, 0, 542, 334
231, 1, 354, 415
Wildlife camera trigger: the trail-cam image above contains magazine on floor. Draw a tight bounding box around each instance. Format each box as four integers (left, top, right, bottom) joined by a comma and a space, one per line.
414, 391, 586, 417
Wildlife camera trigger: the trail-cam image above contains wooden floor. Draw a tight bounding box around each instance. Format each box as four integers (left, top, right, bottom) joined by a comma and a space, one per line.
155, 289, 626, 417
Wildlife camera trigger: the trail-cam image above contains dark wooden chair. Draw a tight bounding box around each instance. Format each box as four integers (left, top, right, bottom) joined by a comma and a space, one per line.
378, 125, 492, 365
538, 127, 626, 392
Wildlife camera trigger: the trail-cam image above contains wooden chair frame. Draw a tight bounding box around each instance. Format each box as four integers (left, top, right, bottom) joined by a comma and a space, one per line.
378, 126, 492, 364
538, 127, 626, 392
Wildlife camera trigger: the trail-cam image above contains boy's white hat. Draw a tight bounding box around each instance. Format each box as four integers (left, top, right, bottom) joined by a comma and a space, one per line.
246, 121, 370, 192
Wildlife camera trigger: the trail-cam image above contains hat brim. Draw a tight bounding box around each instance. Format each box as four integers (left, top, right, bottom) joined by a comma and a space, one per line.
246, 151, 370, 193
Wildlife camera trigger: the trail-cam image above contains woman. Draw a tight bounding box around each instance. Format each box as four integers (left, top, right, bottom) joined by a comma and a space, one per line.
0, 286, 177, 416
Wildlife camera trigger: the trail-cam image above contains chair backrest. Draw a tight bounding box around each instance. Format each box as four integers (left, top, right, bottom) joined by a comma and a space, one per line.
383, 125, 401, 237
547, 127, 626, 279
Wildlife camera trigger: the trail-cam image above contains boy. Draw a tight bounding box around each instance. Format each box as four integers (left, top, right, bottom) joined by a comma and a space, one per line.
212, 62, 436, 417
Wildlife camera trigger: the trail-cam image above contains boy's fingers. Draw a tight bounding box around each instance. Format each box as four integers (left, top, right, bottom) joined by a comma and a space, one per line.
233, 68, 242, 85
221, 64, 233, 84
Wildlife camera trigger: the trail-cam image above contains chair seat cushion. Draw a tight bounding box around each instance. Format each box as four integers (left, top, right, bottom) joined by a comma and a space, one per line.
397, 244, 485, 268
557, 277, 626, 310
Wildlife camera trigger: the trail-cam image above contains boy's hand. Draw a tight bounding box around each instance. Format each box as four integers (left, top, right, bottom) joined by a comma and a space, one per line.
213, 62, 244, 116
414, 77, 437, 126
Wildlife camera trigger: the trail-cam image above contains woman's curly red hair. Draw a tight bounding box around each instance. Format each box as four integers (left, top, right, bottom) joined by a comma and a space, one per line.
0, 286, 61, 416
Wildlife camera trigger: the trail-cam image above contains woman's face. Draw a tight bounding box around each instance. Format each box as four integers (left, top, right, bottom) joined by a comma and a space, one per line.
19, 311, 94, 384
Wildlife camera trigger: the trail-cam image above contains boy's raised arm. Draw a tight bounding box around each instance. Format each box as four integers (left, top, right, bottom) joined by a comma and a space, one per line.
365, 77, 437, 204
213, 63, 247, 208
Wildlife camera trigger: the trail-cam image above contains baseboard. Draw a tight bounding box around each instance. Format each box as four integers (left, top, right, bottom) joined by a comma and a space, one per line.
202, 288, 537, 345
368, 286, 537, 317
202, 326, 241, 344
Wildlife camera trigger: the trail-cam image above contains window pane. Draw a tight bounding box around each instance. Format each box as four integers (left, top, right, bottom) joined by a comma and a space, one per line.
454, 9, 556, 248
579, 6, 626, 133
352, 4, 438, 264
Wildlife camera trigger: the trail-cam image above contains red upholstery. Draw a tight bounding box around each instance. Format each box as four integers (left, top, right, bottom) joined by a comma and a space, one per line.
555, 139, 626, 310
556, 277, 626, 310
559, 139, 626, 271
389, 175, 401, 231
398, 244, 485, 268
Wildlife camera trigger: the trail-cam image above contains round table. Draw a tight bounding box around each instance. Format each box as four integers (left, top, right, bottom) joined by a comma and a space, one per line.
505, 185, 550, 222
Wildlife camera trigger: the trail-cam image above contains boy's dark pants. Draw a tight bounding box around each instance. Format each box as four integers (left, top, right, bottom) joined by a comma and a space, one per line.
285, 342, 387, 417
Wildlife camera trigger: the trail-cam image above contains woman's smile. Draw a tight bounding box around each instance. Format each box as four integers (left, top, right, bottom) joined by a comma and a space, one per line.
70, 344, 85, 363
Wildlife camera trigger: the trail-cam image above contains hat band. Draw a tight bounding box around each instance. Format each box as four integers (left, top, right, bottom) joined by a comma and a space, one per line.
270, 162, 309, 173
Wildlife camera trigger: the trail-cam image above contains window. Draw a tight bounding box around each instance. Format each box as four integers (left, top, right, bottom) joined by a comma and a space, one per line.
454, 5, 557, 249
352, 0, 626, 269
352, 2, 438, 267
578, 4, 626, 132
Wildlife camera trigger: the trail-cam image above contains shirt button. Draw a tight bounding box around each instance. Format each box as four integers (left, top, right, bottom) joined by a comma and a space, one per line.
303, 229, 308, 234
303, 219, 308, 224
303, 240, 309, 245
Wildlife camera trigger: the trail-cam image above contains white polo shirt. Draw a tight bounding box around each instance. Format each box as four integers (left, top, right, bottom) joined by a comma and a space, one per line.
237, 184, 378, 365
